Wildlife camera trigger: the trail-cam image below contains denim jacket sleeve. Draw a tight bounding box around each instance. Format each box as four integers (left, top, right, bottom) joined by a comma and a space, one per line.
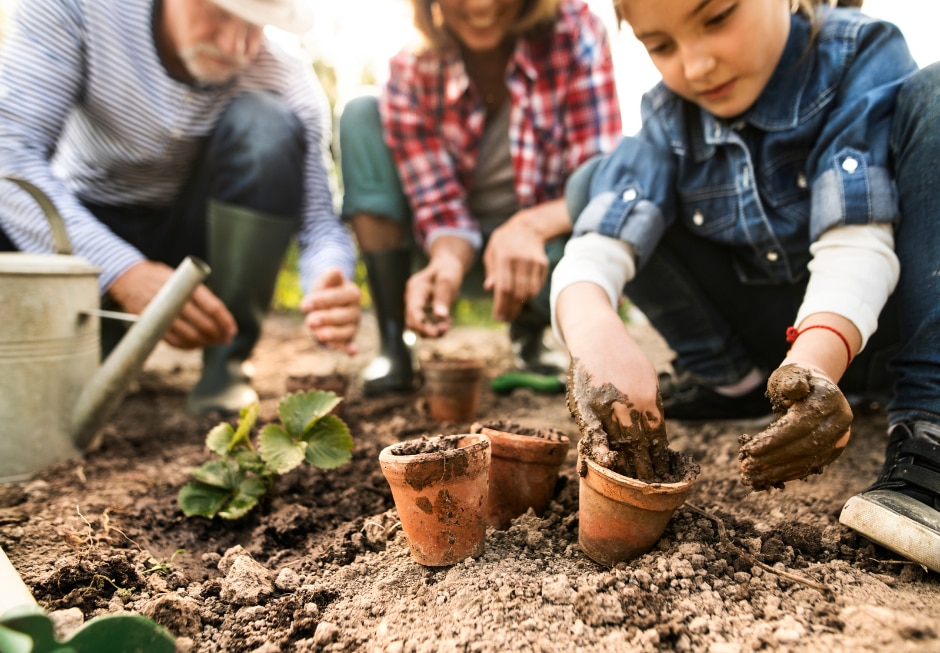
805, 15, 917, 241
570, 90, 676, 269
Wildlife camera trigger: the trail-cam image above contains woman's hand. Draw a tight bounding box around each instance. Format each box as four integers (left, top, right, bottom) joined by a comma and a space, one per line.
738, 363, 853, 490
483, 217, 549, 323
404, 236, 474, 338
484, 200, 571, 323
301, 267, 362, 355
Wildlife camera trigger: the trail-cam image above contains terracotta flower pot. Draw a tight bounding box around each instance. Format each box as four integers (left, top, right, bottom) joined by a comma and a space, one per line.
379, 433, 491, 566
577, 453, 698, 566
470, 421, 571, 529
422, 358, 484, 422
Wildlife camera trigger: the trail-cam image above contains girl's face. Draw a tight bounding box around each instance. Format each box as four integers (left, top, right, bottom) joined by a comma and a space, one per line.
619, 0, 791, 118
436, 0, 524, 52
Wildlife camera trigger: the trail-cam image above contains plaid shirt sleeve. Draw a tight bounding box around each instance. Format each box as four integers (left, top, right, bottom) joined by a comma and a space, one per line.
381, 51, 479, 251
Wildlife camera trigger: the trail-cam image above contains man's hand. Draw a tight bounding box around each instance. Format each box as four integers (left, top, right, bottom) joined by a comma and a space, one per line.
483, 217, 548, 323
739, 363, 853, 491
108, 260, 235, 349
301, 267, 361, 355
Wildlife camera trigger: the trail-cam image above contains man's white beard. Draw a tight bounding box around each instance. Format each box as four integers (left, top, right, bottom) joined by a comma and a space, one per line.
179, 43, 250, 84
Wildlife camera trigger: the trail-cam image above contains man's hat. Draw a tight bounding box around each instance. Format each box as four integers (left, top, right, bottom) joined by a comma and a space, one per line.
210, 0, 315, 34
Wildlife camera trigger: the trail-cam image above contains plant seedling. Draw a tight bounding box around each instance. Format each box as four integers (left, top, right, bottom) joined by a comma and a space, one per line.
178, 391, 354, 520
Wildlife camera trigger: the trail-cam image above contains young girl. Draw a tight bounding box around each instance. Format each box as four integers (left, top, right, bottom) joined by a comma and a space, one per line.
553, 0, 939, 571
339, 0, 622, 396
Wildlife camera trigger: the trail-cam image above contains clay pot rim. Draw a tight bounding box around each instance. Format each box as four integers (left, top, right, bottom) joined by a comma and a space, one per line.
422, 358, 484, 370
379, 433, 490, 463
474, 426, 570, 464
581, 454, 698, 496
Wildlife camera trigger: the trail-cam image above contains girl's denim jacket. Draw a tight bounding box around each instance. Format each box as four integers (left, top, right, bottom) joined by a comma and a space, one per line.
576, 8, 918, 284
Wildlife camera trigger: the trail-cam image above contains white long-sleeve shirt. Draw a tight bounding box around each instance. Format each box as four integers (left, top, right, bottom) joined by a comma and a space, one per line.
0, 0, 355, 293
551, 222, 898, 352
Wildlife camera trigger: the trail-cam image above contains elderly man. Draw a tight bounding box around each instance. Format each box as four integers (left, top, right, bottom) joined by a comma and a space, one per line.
0, 0, 360, 415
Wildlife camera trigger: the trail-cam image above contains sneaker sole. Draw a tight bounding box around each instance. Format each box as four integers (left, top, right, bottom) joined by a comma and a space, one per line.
839, 489, 940, 572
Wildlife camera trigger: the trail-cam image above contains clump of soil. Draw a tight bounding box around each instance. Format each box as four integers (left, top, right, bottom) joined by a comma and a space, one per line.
566, 359, 692, 483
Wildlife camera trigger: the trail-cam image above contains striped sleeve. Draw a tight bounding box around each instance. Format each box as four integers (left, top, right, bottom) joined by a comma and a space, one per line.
0, 0, 144, 291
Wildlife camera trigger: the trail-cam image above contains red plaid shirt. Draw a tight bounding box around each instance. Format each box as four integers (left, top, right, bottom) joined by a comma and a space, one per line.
380, 0, 622, 250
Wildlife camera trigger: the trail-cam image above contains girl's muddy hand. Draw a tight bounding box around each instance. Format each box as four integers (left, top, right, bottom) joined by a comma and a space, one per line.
738, 363, 853, 491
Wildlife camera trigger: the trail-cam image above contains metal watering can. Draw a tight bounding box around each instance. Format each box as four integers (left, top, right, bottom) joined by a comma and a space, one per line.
0, 177, 210, 482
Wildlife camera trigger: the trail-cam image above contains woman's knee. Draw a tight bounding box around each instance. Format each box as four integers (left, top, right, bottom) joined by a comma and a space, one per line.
338, 94, 409, 223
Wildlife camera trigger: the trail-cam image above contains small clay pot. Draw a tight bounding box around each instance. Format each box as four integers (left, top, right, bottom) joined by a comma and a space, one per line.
577, 453, 698, 566
379, 433, 491, 566
470, 421, 571, 529
422, 358, 484, 422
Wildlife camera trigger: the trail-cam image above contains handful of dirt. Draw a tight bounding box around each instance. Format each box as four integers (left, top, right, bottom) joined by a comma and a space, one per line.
566, 359, 691, 483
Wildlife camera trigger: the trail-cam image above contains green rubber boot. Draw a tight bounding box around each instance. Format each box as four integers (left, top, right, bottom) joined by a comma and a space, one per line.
361, 247, 416, 396
186, 200, 299, 416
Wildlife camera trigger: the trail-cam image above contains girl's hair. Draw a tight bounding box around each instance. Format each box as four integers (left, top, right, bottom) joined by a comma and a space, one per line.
411, 0, 563, 52
613, 0, 863, 26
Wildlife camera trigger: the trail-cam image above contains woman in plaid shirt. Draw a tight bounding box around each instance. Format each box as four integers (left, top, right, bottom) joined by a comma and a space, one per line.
339, 0, 622, 396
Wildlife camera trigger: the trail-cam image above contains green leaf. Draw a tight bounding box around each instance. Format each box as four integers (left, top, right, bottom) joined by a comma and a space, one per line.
258, 423, 306, 475
189, 459, 242, 489
278, 391, 341, 437
231, 403, 260, 449
304, 415, 354, 469
218, 476, 269, 520
178, 481, 233, 518
234, 449, 267, 475
205, 423, 236, 457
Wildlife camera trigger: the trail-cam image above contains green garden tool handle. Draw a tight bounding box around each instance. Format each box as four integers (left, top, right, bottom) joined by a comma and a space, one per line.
0, 546, 175, 653
491, 371, 565, 395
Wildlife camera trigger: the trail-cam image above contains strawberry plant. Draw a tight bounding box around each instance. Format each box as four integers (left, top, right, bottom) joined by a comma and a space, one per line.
178, 390, 353, 519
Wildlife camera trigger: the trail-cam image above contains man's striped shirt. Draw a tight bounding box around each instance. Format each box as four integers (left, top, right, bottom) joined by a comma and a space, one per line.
0, 0, 355, 293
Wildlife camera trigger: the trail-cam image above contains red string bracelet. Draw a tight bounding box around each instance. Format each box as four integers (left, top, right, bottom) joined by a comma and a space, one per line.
786, 325, 853, 366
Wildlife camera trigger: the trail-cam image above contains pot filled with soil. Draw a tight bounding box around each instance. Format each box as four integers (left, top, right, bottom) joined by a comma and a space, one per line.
567, 363, 700, 565
422, 358, 484, 422
379, 433, 491, 566
470, 420, 571, 529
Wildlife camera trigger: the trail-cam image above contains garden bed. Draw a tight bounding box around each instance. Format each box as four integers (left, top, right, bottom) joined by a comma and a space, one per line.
1, 312, 937, 652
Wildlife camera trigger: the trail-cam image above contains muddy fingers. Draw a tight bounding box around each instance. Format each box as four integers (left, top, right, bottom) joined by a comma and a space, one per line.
739, 364, 853, 491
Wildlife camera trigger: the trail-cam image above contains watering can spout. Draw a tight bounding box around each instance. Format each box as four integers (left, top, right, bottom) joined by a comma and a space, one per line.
71, 256, 211, 448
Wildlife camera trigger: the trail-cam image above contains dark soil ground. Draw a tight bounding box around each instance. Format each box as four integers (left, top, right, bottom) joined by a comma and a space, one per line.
1, 311, 938, 652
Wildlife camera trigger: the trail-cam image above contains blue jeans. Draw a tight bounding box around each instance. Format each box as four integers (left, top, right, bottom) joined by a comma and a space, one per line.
0, 91, 305, 264
339, 94, 565, 327
620, 63, 940, 423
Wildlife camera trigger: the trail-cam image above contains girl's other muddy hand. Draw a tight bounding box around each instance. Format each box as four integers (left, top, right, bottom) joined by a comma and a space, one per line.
738, 363, 853, 491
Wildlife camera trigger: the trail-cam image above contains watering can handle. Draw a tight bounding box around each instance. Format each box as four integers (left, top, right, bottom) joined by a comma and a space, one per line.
3, 176, 74, 255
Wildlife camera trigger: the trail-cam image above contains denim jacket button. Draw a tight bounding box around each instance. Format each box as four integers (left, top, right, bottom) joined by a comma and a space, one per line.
692, 210, 704, 226
766, 251, 779, 262
797, 173, 807, 189
842, 157, 859, 173
621, 188, 637, 202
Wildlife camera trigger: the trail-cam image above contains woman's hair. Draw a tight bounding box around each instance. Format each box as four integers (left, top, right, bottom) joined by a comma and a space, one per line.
411, 0, 563, 51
